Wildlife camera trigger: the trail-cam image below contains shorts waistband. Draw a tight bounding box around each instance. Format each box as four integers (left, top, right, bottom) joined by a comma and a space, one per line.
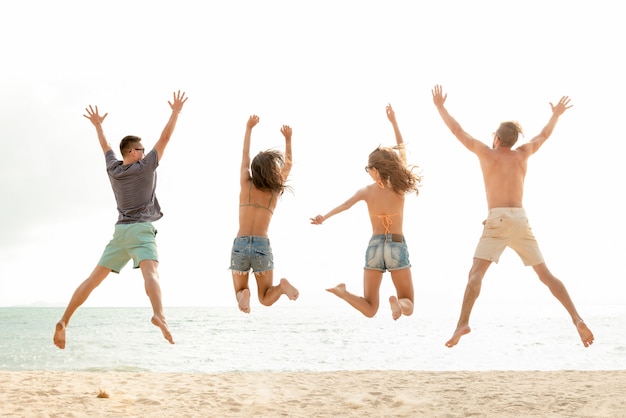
370, 234, 404, 243
235, 236, 270, 243
488, 207, 527, 216
114, 221, 154, 229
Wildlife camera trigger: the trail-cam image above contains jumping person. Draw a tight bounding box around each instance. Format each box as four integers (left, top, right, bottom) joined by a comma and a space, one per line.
431, 84, 594, 348
311, 104, 422, 320
53, 91, 188, 349
230, 115, 299, 313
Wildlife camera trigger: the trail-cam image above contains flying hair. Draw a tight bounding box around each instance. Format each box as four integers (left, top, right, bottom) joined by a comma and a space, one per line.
368, 144, 422, 195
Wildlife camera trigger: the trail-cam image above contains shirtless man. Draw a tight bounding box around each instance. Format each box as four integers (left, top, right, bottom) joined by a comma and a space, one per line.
431, 84, 594, 348
54, 91, 187, 349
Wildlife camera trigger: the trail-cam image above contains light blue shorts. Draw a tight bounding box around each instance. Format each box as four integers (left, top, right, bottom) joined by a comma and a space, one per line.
98, 222, 158, 273
230, 236, 274, 274
364, 234, 411, 272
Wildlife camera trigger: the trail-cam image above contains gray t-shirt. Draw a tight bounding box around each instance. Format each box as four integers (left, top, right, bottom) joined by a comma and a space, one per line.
105, 149, 163, 224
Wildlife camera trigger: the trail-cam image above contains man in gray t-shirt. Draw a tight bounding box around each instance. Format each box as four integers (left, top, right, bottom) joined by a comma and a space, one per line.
105, 147, 162, 224
54, 91, 188, 350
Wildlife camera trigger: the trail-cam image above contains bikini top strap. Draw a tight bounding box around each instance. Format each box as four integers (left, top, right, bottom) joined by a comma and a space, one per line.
377, 214, 397, 235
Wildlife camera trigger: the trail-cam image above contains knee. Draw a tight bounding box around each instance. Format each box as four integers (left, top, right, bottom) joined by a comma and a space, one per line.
144, 273, 160, 284
362, 303, 379, 318
467, 269, 485, 287
539, 272, 561, 287
363, 309, 377, 319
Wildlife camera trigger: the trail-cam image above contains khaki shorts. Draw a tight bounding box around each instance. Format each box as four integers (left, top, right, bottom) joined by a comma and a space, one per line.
473, 208, 544, 266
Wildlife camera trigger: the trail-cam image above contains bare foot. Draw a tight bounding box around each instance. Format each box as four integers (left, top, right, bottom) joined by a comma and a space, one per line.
237, 288, 251, 313
445, 325, 471, 348
53, 320, 66, 349
280, 278, 299, 301
576, 319, 594, 347
326, 283, 348, 298
389, 296, 403, 320
151, 316, 174, 344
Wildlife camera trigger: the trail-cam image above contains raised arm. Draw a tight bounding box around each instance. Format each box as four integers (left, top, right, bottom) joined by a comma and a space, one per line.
280, 124, 293, 180
310, 188, 365, 225
153, 90, 188, 162
386, 104, 406, 164
241, 115, 260, 184
519, 96, 572, 156
431, 85, 489, 155
83, 105, 111, 154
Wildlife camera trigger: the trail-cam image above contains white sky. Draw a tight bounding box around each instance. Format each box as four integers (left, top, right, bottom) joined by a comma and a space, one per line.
1, 1, 624, 313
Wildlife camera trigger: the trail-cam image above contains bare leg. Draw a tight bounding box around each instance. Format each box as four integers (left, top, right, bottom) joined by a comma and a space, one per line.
53, 265, 111, 349
326, 269, 383, 318
232, 271, 251, 313
256, 271, 299, 307
533, 263, 594, 347
389, 267, 414, 320
139, 260, 174, 344
446, 258, 492, 348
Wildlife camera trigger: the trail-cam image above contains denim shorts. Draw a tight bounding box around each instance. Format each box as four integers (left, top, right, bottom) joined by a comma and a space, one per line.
98, 222, 158, 273
230, 236, 274, 273
364, 234, 411, 272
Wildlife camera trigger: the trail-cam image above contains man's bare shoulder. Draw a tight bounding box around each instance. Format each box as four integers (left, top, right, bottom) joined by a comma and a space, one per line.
514, 142, 534, 155
489, 146, 530, 156
477, 147, 530, 168
474, 147, 498, 161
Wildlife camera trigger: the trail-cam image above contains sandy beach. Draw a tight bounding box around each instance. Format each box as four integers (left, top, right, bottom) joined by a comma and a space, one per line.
1, 370, 624, 417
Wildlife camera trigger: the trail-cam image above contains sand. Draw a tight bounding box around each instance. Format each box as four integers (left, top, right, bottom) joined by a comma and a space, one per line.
1, 370, 624, 417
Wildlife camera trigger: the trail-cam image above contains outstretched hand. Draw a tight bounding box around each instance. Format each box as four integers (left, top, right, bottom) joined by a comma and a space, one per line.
280, 124, 292, 140
247, 115, 260, 129
550, 96, 573, 116
83, 105, 108, 126
310, 215, 324, 225
386, 103, 397, 124
431, 84, 447, 107
168, 90, 188, 114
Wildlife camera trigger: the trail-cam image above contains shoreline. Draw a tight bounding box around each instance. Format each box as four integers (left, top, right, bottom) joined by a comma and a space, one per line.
2, 370, 625, 417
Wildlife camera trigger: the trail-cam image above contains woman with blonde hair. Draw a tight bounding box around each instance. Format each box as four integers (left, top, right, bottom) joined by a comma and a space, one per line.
311, 104, 422, 320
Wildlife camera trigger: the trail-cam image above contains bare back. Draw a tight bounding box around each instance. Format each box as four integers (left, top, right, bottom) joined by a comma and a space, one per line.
237, 178, 277, 237
363, 183, 406, 235
477, 147, 530, 209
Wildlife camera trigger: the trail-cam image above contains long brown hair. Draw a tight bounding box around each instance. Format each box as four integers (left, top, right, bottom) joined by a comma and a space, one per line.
250, 150, 291, 195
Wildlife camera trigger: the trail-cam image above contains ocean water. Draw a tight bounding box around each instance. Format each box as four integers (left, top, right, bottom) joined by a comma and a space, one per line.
0, 305, 624, 373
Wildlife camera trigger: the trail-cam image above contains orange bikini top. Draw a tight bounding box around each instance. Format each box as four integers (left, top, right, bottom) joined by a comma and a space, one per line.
377, 214, 397, 235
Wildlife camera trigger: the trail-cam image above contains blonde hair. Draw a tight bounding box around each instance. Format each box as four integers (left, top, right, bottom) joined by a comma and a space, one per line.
495, 121, 523, 148
368, 145, 422, 195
